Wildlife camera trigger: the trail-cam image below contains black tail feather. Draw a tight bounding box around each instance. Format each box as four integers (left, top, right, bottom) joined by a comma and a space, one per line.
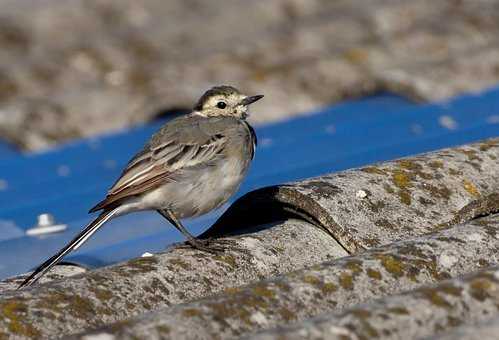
18, 209, 117, 289
88, 199, 106, 213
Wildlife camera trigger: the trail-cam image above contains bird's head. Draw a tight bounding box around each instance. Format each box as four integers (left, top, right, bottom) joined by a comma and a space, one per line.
194, 85, 263, 119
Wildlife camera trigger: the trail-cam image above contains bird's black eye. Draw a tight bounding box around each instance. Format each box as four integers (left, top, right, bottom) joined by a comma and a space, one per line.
217, 101, 227, 109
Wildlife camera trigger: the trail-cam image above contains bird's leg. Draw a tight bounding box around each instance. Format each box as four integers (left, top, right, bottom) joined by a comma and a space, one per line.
157, 209, 197, 240
157, 209, 223, 253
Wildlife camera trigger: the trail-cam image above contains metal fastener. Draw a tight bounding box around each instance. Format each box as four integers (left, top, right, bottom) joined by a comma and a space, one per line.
26, 213, 67, 236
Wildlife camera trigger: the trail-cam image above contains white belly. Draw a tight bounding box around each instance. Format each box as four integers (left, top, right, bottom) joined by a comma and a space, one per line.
139, 155, 249, 218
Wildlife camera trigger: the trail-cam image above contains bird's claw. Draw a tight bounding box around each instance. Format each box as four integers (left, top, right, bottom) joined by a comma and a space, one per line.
176, 237, 226, 254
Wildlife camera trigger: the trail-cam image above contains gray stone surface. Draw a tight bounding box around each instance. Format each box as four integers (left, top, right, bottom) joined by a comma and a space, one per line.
423, 316, 499, 340
246, 266, 499, 340
207, 138, 499, 252
70, 215, 499, 340
2, 139, 499, 338
0, 219, 346, 338
1, 0, 499, 150
0, 265, 86, 293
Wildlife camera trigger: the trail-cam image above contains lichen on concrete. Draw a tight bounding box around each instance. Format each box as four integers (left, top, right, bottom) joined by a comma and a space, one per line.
211, 138, 499, 253
2, 139, 498, 339
2, 0, 499, 150
247, 267, 499, 340
0, 219, 345, 338
70, 215, 499, 339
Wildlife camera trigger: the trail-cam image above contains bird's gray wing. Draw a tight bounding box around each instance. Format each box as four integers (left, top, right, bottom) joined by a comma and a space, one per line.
89, 115, 228, 212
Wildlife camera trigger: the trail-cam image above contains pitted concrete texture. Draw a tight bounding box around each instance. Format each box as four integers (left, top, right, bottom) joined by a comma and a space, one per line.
69, 215, 499, 340
246, 266, 499, 340
0, 265, 86, 293
208, 138, 499, 252
0, 219, 346, 338
1, 0, 499, 150
2, 139, 499, 338
423, 316, 499, 340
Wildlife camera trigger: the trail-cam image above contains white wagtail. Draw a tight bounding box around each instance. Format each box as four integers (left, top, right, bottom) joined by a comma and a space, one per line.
19, 85, 263, 288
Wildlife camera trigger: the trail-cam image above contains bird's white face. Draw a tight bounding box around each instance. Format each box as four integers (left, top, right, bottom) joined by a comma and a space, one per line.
194, 86, 263, 119
199, 93, 248, 119
199, 93, 254, 119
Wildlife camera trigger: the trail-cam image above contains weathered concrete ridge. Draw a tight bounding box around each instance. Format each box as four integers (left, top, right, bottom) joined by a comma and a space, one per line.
207, 138, 499, 252
423, 316, 499, 340
0, 265, 86, 294
0, 138, 498, 338
1, 0, 499, 149
247, 266, 499, 340
0, 219, 345, 338
70, 215, 499, 339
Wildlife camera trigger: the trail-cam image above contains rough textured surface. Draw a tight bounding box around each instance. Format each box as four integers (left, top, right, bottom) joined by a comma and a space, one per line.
207, 138, 499, 252
247, 267, 499, 340
1, 0, 499, 150
0, 219, 346, 338
70, 215, 499, 340
2, 139, 499, 338
423, 316, 499, 340
0, 265, 86, 293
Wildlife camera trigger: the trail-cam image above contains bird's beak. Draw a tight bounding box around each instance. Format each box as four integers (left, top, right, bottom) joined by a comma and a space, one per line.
240, 95, 264, 106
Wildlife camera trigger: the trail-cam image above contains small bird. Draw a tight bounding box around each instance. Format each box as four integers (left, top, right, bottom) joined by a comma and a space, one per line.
19, 85, 263, 289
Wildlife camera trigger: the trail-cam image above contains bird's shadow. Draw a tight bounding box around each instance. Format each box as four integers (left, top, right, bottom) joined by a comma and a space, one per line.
199, 186, 317, 240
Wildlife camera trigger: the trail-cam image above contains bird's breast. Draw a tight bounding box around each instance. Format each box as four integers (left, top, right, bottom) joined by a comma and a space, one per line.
146, 152, 251, 218
189, 154, 249, 214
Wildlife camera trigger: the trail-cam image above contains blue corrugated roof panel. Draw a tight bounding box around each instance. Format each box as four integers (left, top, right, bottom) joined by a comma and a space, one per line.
0, 87, 498, 279
0, 141, 18, 160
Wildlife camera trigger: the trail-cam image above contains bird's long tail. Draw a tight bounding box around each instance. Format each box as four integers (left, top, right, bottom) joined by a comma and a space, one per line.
18, 208, 118, 289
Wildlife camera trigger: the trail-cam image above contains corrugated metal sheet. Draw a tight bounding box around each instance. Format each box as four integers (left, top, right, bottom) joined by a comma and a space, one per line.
0, 87, 498, 280
0, 142, 17, 160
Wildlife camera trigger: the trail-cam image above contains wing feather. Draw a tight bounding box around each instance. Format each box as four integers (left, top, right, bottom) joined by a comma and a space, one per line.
89, 115, 228, 212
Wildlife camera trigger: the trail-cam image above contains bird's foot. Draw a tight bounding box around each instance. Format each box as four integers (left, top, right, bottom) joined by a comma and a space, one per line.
175, 237, 251, 255
179, 237, 226, 254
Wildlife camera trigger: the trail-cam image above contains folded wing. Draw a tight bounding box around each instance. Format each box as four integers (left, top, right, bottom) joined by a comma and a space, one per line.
89, 116, 227, 212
